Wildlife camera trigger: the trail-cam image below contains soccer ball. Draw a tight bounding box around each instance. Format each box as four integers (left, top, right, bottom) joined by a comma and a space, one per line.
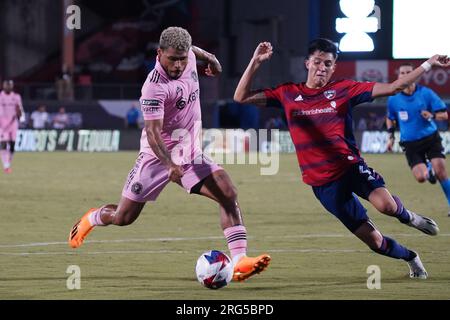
195, 250, 233, 289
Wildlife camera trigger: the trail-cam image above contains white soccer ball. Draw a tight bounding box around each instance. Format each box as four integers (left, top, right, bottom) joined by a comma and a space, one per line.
195, 250, 233, 289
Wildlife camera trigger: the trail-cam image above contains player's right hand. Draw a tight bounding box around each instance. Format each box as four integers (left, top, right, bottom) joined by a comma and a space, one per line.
168, 164, 184, 184
252, 42, 273, 64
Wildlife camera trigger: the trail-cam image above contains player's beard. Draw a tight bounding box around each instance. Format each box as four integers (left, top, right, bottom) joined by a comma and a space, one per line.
170, 73, 182, 80
169, 69, 183, 79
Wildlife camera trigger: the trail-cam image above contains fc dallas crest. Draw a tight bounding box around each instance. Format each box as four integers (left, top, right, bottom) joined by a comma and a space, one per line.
324, 90, 336, 100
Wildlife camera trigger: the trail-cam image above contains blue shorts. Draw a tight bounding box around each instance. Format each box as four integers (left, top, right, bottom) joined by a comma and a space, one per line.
312, 161, 385, 233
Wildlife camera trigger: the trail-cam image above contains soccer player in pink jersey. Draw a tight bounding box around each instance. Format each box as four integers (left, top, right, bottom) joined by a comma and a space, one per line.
0, 80, 23, 174
234, 39, 450, 279
69, 27, 270, 282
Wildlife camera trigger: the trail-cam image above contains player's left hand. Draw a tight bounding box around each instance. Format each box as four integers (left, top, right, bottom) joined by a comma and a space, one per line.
205, 55, 222, 77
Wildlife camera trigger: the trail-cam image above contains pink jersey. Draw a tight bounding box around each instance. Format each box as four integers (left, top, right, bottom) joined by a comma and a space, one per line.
0, 91, 22, 120
139, 49, 202, 164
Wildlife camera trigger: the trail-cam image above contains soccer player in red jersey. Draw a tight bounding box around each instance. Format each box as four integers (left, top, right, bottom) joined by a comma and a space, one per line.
234, 39, 450, 279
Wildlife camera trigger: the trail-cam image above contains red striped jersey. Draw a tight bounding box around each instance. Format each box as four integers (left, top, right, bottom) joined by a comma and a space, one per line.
264, 79, 375, 186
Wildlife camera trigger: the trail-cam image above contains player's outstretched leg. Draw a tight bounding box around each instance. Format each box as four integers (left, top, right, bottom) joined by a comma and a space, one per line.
392, 195, 439, 235
69, 198, 145, 248
196, 170, 271, 282
355, 222, 428, 279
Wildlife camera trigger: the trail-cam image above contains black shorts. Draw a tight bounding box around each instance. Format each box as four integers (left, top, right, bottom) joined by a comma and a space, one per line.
400, 131, 445, 168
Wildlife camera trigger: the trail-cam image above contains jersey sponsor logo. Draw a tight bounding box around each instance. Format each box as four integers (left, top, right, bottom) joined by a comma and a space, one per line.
187, 89, 199, 104
294, 94, 303, 101
324, 90, 336, 100
175, 87, 199, 110
291, 106, 338, 117
141, 99, 160, 106
176, 98, 187, 109
142, 106, 161, 113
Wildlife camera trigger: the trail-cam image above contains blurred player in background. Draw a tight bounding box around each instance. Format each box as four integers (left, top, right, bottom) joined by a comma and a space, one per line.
52, 107, 70, 129
235, 39, 450, 279
386, 63, 450, 216
0, 80, 23, 173
69, 27, 270, 282
124, 104, 141, 129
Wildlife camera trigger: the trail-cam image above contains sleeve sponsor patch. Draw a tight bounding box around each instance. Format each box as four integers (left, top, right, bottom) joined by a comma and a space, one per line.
142, 106, 161, 113
141, 99, 160, 106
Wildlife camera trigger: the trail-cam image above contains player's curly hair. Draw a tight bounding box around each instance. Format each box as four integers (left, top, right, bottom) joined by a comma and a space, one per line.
159, 26, 192, 51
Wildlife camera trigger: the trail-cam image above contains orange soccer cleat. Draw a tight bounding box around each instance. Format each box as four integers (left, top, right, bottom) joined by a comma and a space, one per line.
233, 254, 271, 282
4, 168, 12, 174
69, 208, 97, 248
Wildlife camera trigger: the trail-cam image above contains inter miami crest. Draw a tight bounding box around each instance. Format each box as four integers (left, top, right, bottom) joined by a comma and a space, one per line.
324, 90, 336, 100
131, 182, 143, 195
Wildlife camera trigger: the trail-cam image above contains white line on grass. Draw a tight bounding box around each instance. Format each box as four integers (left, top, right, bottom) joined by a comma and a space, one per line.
0, 248, 367, 256
0, 236, 225, 248
1, 248, 449, 256
1, 233, 449, 249
0, 250, 189, 256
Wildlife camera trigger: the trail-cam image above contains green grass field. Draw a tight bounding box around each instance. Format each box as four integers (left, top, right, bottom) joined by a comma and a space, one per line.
0, 152, 449, 300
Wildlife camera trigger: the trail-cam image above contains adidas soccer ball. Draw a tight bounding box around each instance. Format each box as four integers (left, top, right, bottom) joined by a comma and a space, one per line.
195, 250, 233, 289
